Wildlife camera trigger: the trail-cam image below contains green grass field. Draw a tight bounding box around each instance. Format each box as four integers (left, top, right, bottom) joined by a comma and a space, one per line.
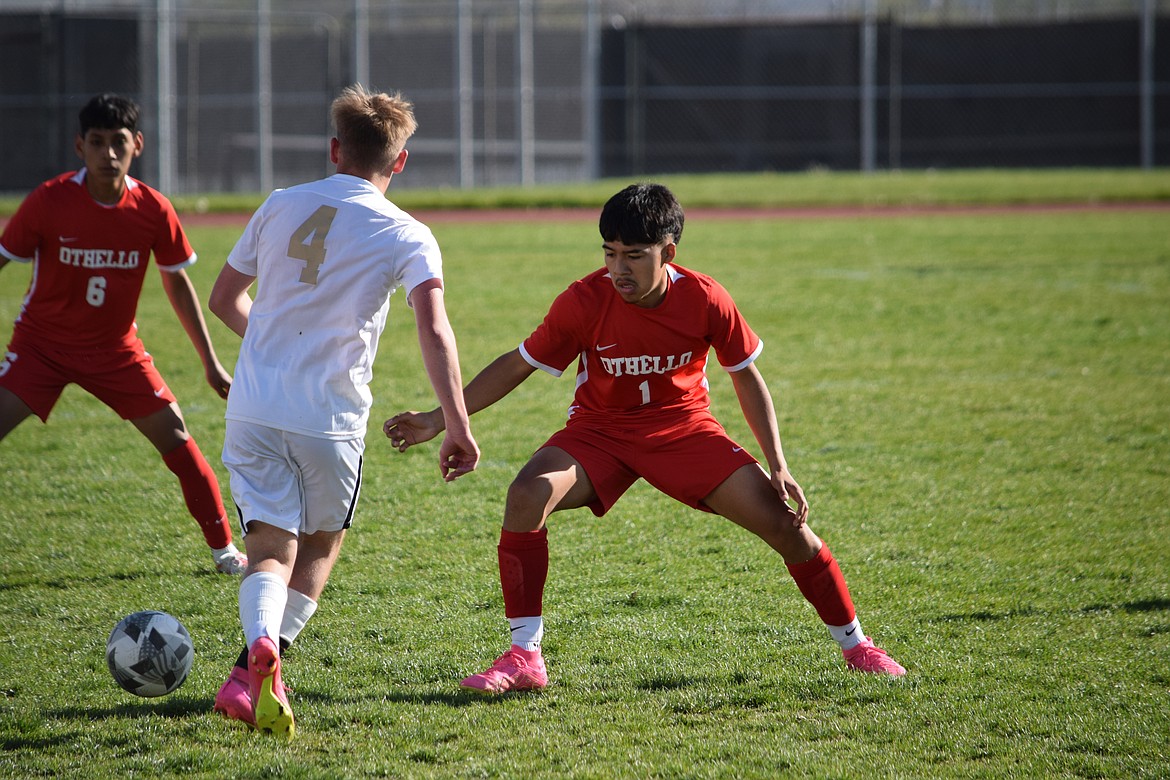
2, 167, 1170, 216
1, 171, 1168, 777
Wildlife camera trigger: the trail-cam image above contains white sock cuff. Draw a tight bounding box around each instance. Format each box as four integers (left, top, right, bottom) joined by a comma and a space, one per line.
508, 616, 544, 652
829, 617, 865, 651
239, 570, 287, 648
279, 588, 319, 647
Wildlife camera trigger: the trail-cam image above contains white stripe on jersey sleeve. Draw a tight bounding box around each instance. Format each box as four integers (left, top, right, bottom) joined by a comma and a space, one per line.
519, 342, 564, 377
724, 339, 764, 373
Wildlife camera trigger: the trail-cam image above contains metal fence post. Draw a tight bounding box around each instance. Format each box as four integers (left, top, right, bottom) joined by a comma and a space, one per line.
860, 0, 877, 172
156, 0, 176, 194
257, 0, 273, 195
354, 0, 369, 88
625, 15, 644, 175
1140, 0, 1155, 169
517, 0, 535, 186
583, 0, 601, 181
458, 0, 475, 188
888, 13, 902, 170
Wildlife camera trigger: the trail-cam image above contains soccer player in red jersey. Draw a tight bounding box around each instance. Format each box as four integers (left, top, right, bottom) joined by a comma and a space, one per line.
0, 93, 246, 575
385, 182, 906, 690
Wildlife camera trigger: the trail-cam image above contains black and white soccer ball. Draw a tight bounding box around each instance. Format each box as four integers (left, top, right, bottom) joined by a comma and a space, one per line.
106, 610, 194, 697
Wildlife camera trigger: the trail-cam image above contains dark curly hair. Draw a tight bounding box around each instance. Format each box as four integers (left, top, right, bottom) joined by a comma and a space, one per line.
599, 183, 685, 246
78, 93, 140, 136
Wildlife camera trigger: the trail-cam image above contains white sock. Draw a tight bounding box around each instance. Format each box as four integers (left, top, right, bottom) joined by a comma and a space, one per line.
279, 588, 318, 648
239, 570, 287, 648
829, 617, 865, 651
508, 616, 544, 652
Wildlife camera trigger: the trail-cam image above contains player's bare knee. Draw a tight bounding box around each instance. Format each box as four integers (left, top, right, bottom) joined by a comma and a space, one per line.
506, 472, 539, 501
504, 476, 554, 527
743, 513, 806, 554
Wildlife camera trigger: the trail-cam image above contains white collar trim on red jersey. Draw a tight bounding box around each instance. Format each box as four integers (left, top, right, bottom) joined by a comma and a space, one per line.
70, 168, 139, 190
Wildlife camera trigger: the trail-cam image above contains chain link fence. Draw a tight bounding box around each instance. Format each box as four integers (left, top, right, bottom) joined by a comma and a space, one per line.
0, 0, 1165, 195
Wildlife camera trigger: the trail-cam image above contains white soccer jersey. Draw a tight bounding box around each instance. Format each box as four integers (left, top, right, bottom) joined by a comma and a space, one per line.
224, 173, 442, 439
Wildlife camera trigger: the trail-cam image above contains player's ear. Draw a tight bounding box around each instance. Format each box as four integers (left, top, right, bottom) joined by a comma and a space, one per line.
131, 131, 144, 158
329, 137, 341, 165
74, 134, 84, 160
391, 148, 408, 174
661, 240, 677, 263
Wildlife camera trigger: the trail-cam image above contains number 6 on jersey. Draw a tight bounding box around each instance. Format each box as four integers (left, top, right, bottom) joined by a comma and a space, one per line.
287, 205, 338, 284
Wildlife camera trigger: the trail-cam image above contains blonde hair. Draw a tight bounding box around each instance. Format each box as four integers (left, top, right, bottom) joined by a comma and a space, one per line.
331, 84, 417, 174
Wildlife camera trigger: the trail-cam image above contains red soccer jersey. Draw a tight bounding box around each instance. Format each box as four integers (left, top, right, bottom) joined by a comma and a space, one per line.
520, 263, 762, 422
0, 170, 195, 349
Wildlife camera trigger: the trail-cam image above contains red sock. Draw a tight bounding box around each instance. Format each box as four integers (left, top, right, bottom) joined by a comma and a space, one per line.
786, 542, 856, 627
498, 528, 548, 619
162, 437, 232, 549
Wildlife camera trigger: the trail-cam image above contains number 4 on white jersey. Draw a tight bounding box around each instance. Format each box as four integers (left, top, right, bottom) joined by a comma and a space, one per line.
287, 205, 338, 284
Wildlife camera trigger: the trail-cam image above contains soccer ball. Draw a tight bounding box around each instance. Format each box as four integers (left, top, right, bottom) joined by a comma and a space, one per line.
106, 611, 194, 697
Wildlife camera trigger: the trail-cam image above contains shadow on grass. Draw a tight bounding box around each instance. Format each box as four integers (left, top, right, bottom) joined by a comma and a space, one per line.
376, 688, 545, 707
42, 686, 535, 726
2, 732, 78, 752
1, 570, 158, 593
44, 694, 210, 721
933, 597, 1170, 623
1, 565, 233, 594
635, 673, 701, 691
1114, 598, 1170, 613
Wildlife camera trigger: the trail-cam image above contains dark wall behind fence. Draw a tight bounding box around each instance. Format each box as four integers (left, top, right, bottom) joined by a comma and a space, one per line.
1, 10, 1165, 195
599, 17, 1170, 176
0, 15, 139, 193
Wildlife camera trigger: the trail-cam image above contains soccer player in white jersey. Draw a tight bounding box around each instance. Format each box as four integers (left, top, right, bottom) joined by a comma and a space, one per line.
208, 84, 479, 737
386, 183, 906, 694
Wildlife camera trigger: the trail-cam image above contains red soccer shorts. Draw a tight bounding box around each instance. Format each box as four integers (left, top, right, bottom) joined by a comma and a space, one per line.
540, 410, 759, 517
0, 332, 177, 422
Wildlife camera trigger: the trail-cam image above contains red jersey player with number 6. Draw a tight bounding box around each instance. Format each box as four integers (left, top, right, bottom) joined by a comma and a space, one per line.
0, 93, 246, 575
385, 182, 906, 691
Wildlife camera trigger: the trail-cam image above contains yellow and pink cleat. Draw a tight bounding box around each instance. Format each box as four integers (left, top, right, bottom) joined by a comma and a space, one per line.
248, 636, 295, 737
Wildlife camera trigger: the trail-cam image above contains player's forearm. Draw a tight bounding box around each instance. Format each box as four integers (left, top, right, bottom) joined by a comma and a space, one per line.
208, 266, 253, 338
162, 271, 221, 367
209, 297, 249, 339
416, 321, 472, 437
409, 284, 471, 433
460, 350, 534, 417
418, 350, 535, 435
730, 366, 790, 472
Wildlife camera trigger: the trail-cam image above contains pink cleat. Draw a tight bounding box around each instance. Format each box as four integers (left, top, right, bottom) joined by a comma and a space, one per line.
248, 637, 295, 737
843, 638, 907, 676
213, 666, 254, 726
460, 646, 548, 694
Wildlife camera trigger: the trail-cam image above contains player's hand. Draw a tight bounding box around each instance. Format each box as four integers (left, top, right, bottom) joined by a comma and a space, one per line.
772, 466, 809, 527
206, 361, 232, 400
438, 430, 479, 482
383, 410, 443, 452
